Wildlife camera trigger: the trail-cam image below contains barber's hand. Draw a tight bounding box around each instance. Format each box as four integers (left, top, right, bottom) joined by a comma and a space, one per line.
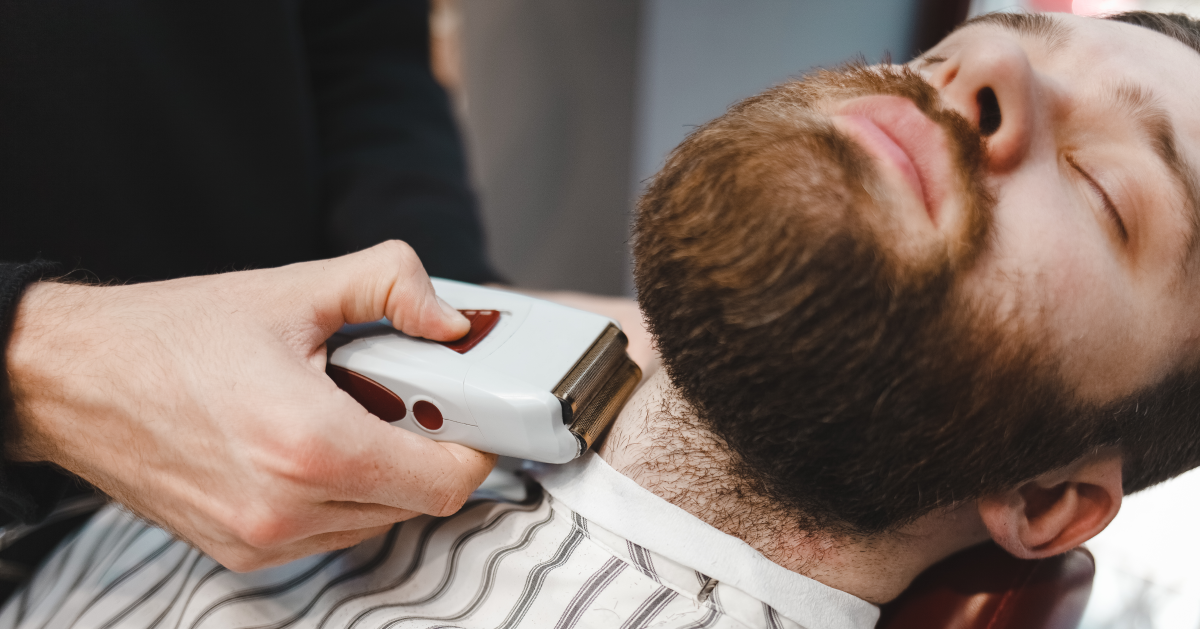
6, 242, 496, 572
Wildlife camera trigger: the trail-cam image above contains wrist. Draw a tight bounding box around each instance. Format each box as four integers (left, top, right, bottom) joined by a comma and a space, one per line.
6, 281, 94, 463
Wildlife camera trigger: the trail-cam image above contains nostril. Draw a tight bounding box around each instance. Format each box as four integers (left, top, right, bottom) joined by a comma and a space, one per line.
977, 87, 1001, 136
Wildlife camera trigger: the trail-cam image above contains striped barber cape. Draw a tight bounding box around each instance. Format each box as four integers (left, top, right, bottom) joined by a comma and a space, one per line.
0, 453, 878, 629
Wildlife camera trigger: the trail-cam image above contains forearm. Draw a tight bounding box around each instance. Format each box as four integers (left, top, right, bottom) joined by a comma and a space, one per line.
0, 261, 71, 524
0, 263, 63, 446
6, 282, 135, 468
6, 281, 79, 464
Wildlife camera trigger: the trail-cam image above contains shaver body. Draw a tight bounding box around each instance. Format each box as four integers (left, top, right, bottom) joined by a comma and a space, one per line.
326, 279, 642, 463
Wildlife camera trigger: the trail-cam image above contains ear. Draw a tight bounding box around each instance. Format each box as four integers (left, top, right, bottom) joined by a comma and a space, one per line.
977, 452, 1123, 559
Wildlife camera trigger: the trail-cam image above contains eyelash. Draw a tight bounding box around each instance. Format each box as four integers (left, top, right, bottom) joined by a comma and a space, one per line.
1066, 154, 1128, 243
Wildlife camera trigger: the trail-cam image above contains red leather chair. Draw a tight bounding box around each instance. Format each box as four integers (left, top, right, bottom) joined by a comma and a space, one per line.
877, 542, 1095, 629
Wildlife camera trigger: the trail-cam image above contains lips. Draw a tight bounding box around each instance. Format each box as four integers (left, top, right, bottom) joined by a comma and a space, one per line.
831, 95, 955, 227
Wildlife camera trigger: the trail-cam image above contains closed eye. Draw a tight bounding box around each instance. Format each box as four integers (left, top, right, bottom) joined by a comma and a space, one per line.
1066, 154, 1128, 243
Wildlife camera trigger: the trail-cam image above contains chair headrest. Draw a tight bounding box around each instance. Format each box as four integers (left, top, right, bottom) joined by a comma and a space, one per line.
877, 542, 1095, 629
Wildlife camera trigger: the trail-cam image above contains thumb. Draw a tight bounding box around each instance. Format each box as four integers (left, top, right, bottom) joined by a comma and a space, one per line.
324, 241, 470, 341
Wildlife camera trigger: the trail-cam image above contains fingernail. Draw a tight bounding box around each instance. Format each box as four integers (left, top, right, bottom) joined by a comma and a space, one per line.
437, 296, 465, 322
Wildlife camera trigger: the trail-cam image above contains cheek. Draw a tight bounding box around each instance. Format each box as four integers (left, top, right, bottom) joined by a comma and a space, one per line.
988, 215, 1120, 336
973, 184, 1152, 398
975, 185, 1102, 320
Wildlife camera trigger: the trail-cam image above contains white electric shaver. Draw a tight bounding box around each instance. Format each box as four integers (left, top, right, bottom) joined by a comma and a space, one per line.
325, 279, 643, 463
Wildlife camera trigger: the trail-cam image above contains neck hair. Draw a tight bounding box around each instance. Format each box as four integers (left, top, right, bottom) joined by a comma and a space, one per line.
599, 369, 990, 604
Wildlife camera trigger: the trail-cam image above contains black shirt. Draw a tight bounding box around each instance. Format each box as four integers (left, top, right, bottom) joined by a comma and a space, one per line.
0, 0, 500, 525
0, 0, 496, 283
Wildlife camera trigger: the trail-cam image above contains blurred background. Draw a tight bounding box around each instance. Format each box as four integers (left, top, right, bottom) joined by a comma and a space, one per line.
435, 0, 931, 296
432, 0, 1200, 299
429, 1, 1200, 628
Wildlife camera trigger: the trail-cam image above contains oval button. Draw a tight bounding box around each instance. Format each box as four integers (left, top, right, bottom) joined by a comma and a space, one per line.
326, 365, 407, 422
413, 401, 444, 431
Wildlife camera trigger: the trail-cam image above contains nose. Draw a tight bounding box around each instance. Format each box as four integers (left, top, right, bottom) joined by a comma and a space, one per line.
926, 37, 1041, 172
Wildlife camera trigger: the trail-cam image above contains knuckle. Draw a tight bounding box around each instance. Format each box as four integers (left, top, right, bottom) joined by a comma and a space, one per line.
207, 538, 274, 573
374, 240, 417, 268
215, 551, 265, 574
230, 512, 294, 550
427, 477, 473, 518
266, 430, 345, 484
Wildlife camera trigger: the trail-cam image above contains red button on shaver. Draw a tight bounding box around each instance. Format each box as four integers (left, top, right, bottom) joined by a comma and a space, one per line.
439, 310, 500, 354
412, 401, 444, 431
326, 365, 407, 422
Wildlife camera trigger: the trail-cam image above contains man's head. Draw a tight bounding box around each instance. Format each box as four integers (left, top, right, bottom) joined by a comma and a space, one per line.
634, 11, 1200, 548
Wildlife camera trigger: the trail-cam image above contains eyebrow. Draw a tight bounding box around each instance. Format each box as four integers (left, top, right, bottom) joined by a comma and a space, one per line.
1103, 81, 1200, 270
953, 12, 1073, 53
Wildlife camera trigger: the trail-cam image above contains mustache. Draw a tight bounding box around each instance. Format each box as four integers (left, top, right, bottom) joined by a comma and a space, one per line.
799, 62, 996, 269
801, 62, 985, 161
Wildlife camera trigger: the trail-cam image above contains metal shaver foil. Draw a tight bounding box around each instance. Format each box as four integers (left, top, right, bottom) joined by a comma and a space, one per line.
552, 325, 643, 456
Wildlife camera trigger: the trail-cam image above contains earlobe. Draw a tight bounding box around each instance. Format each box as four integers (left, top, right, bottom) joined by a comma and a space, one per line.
978, 452, 1123, 559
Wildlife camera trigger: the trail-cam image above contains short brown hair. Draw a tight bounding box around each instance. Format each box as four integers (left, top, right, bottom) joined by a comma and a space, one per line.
1108, 11, 1200, 55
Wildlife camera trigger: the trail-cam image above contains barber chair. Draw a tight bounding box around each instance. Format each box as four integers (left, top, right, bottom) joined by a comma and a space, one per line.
877, 542, 1095, 629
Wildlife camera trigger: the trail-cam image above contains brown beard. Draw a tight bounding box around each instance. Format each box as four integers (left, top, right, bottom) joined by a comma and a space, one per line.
633, 62, 1200, 536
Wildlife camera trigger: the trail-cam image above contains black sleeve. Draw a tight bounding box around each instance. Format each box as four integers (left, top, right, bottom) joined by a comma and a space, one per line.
0, 261, 72, 526
303, 0, 503, 284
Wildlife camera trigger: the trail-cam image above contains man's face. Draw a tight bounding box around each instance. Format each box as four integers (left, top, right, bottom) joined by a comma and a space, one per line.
847, 13, 1200, 402
635, 12, 1200, 534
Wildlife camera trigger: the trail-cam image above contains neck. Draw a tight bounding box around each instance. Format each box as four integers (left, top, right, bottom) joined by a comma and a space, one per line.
597, 370, 991, 604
